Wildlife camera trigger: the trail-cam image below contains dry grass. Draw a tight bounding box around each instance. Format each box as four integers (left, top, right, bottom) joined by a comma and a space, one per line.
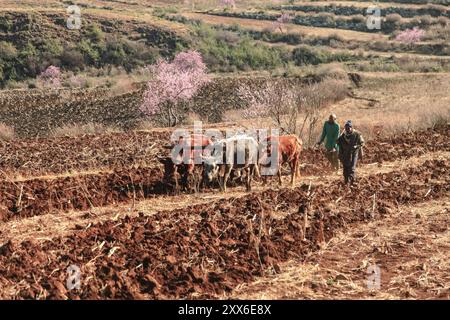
311, 63, 349, 80
50, 122, 122, 138
320, 72, 450, 139
0, 122, 15, 141
183, 12, 388, 42
228, 197, 450, 299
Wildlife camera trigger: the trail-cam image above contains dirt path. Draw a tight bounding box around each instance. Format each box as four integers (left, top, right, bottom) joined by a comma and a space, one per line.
1, 150, 447, 245
228, 198, 449, 299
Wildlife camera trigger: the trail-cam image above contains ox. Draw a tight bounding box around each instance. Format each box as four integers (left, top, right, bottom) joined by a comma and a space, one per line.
203, 135, 260, 192
159, 134, 212, 193
261, 134, 302, 187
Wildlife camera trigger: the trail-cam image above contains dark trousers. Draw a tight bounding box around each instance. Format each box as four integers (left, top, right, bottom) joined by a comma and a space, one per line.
341, 152, 358, 184
325, 149, 339, 171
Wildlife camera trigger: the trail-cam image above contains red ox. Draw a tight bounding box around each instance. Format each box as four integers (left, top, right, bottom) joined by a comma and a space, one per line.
159, 134, 212, 193
262, 134, 302, 187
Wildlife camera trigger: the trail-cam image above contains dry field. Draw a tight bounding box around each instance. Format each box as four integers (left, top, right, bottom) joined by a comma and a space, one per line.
0, 0, 449, 301
0, 123, 448, 299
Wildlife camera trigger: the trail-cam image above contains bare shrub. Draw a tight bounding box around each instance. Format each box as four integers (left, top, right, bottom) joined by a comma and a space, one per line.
351, 14, 366, 24
419, 15, 432, 26
216, 30, 240, 44
396, 57, 444, 72
238, 78, 349, 146
316, 77, 349, 103
0, 123, 15, 141
385, 13, 403, 24
437, 16, 449, 26
65, 74, 89, 89
317, 12, 336, 22
423, 111, 449, 129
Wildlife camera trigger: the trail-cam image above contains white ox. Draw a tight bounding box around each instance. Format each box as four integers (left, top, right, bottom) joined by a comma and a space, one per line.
202, 134, 260, 192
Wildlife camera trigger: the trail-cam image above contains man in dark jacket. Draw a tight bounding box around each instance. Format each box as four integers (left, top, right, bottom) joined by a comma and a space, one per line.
337, 120, 364, 185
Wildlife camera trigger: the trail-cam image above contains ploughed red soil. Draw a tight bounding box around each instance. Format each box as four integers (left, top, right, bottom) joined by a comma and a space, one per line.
0, 166, 164, 222
0, 126, 447, 177
0, 131, 169, 176
0, 159, 447, 299
0, 126, 447, 222
228, 199, 449, 300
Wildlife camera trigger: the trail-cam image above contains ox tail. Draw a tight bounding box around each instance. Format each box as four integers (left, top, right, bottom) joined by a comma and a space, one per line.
295, 136, 303, 150
295, 135, 302, 179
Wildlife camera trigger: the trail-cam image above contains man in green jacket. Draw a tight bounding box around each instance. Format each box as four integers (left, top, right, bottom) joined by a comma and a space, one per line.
317, 114, 340, 173
337, 120, 364, 185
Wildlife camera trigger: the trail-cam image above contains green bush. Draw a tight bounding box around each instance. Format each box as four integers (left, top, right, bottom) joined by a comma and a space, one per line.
60, 48, 85, 70
41, 38, 64, 56
87, 24, 105, 42
78, 39, 102, 66
0, 16, 12, 32
194, 23, 286, 71
0, 41, 18, 60
292, 45, 354, 66
292, 45, 329, 65
0, 14, 166, 87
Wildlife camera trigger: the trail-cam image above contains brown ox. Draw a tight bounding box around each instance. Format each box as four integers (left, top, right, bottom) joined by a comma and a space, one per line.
262, 134, 302, 187
159, 134, 212, 193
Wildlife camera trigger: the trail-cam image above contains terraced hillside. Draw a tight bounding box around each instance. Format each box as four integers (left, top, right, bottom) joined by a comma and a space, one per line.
2, 0, 449, 88
0, 0, 448, 302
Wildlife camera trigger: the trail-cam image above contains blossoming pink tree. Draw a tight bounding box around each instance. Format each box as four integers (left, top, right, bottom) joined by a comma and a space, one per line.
238, 81, 299, 133
140, 50, 211, 127
38, 65, 62, 88
395, 27, 425, 44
